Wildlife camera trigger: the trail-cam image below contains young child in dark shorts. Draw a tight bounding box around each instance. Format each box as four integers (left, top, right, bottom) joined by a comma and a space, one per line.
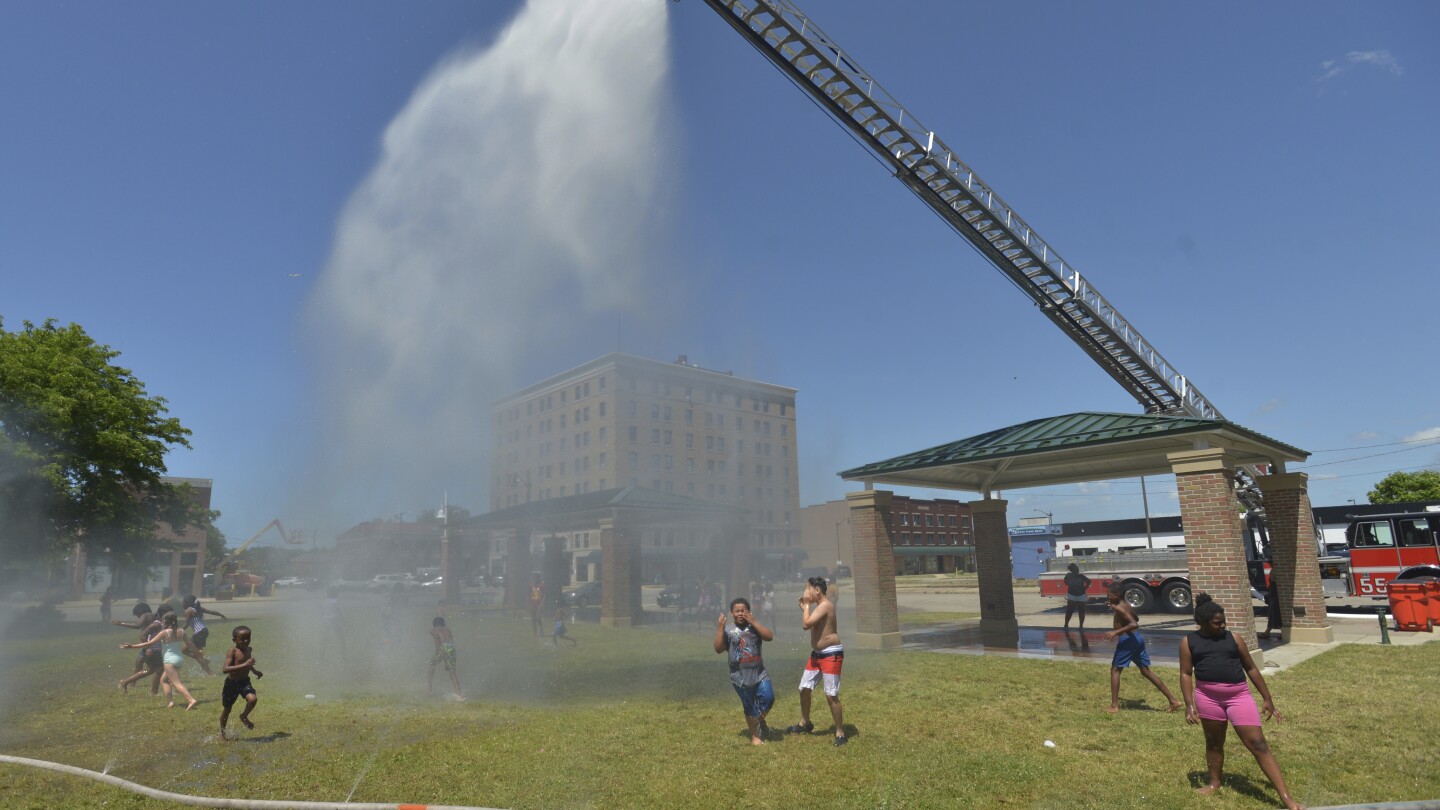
1104, 581, 1182, 713
220, 625, 263, 740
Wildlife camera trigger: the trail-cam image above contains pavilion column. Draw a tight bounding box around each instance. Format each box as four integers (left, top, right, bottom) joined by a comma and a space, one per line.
504, 527, 532, 614
725, 523, 751, 608
847, 489, 901, 650
969, 498, 1017, 633
599, 516, 637, 627
1255, 472, 1333, 644
542, 534, 567, 610
1169, 448, 1262, 663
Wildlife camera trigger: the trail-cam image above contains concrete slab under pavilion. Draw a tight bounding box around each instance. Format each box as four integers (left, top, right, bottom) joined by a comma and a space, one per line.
461, 486, 748, 627
838, 412, 1331, 659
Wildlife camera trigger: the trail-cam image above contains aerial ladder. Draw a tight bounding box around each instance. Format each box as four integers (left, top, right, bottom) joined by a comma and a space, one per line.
699, 0, 1220, 422
215, 519, 302, 595
699, 0, 1285, 515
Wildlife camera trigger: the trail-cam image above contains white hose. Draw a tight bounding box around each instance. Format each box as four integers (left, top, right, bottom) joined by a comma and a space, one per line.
0, 754, 505, 810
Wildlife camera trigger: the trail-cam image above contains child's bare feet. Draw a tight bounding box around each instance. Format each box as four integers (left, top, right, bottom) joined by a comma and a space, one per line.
240, 717, 255, 730
1196, 784, 1219, 797
118, 681, 128, 694
1168, 701, 1184, 712
1105, 705, 1119, 714
751, 737, 765, 746
185, 699, 197, 711
167, 701, 175, 708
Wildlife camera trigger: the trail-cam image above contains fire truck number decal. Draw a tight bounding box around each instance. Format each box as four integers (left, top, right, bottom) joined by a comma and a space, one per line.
1357, 575, 1390, 595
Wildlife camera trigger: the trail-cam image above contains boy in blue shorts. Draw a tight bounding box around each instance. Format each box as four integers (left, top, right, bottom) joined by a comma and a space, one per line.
1103, 581, 1181, 713
714, 597, 775, 745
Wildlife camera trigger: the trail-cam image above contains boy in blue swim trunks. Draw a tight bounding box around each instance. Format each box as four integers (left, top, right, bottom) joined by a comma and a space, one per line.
1103, 581, 1181, 714
714, 597, 775, 745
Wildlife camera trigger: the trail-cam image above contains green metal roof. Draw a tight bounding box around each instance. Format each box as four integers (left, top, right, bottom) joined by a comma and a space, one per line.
839, 412, 1307, 494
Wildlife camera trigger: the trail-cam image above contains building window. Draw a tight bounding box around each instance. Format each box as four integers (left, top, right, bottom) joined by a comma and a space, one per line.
599, 402, 606, 417
651, 429, 660, 444
628, 426, 637, 443
685, 433, 694, 449
685, 410, 693, 425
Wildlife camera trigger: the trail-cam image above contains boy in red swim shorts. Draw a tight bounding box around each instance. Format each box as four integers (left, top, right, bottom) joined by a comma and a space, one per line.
785, 577, 848, 746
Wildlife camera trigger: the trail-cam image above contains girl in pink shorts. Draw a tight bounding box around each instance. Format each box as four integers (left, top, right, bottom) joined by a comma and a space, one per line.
1179, 593, 1302, 810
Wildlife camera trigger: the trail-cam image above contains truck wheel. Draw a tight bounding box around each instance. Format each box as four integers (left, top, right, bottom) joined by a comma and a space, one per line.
1161, 582, 1192, 613
1122, 582, 1155, 613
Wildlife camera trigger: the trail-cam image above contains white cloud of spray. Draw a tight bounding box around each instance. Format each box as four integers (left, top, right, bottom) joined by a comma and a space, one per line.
302, 0, 674, 528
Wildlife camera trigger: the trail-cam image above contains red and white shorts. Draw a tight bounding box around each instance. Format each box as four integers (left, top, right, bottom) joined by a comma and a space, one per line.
799, 645, 844, 696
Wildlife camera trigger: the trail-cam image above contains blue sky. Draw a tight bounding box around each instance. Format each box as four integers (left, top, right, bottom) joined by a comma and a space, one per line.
3, 0, 1436, 549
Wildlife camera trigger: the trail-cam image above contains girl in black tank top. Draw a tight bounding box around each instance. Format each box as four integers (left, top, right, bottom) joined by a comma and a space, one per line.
1178, 593, 1303, 810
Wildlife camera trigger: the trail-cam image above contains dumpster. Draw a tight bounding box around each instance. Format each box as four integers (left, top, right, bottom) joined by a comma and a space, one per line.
1387, 580, 1431, 632
1422, 579, 1440, 627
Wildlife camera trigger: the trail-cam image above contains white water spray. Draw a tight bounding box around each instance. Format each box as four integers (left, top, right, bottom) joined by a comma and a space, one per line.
303, 0, 675, 525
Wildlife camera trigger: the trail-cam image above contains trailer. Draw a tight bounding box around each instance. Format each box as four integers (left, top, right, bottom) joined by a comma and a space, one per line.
1039, 547, 1351, 614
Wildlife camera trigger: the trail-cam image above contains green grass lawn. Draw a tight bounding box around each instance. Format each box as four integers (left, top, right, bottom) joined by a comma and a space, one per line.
1, 605, 1437, 809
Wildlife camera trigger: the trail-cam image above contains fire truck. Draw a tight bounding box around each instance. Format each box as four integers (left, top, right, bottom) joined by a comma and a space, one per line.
1038, 517, 1351, 613
1345, 508, 1440, 596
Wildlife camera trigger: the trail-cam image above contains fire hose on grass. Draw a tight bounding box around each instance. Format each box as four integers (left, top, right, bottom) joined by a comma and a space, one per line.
0, 754, 505, 810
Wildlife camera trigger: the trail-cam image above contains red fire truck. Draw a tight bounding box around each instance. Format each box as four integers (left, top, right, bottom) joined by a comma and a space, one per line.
1039, 518, 1350, 613
1346, 509, 1440, 596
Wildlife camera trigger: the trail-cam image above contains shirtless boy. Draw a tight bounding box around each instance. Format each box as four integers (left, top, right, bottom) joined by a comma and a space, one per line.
786, 576, 848, 746
1103, 581, 1182, 713
220, 625, 263, 739
429, 616, 463, 700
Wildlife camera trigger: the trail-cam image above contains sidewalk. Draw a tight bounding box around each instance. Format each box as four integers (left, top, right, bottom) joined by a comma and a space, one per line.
887, 583, 1438, 671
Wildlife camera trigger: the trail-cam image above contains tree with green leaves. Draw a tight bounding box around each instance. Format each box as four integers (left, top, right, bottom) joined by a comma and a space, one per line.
1367, 470, 1440, 504
0, 318, 199, 566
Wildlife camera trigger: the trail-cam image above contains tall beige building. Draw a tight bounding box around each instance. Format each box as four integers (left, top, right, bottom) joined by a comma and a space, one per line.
490, 353, 801, 563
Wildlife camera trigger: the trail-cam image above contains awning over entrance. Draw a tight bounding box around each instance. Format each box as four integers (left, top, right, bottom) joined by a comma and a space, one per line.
839, 411, 1307, 492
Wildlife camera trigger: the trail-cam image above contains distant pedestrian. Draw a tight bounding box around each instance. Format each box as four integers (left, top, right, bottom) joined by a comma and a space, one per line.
1180, 593, 1302, 810
1257, 575, 1282, 641
1103, 581, 1182, 713
100, 586, 114, 625
530, 576, 545, 638
1063, 563, 1091, 629
552, 606, 577, 647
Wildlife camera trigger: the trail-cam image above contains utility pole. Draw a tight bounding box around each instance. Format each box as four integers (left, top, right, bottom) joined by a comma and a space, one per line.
1140, 477, 1154, 550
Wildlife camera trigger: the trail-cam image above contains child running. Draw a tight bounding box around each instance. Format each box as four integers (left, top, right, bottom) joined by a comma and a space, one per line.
552, 606, 578, 647
714, 597, 775, 745
182, 606, 216, 675
1180, 593, 1304, 809
1103, 580, 1182, 713
429, 616, 463, 701
220, 625, 263, 740
120, 612, 198, 709
114, 603, 165, 695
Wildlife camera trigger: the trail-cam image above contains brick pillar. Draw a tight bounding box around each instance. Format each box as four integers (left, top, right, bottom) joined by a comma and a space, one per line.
504, 527, 532, 614
969, 498, 1017, 636
1256, 472, 1334, 644
847, 490, 901, 650
599, 517, 636, 627
1169, 448, 1262, 665
542, 534, 567, 609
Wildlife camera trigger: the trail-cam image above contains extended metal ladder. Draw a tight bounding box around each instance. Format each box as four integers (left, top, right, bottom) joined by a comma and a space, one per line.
701, 0, 1223, 421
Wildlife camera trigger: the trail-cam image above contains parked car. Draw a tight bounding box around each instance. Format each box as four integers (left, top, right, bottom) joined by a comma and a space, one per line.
421, 576, 445, 589
370, 573, 416, 591
563, 580, 603, 609
657, 583, 697, 608
794, 566, 830, 583
274, 577, 311, 587
833, 565, 853, 580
